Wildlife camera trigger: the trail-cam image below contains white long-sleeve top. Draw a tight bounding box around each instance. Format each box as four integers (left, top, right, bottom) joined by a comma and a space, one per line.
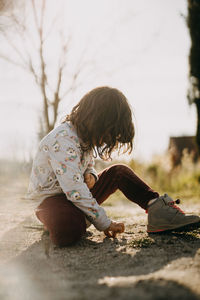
27, 122, 111, 231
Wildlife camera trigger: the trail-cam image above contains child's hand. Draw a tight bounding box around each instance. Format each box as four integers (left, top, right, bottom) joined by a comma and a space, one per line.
84, 173, 96, 189
104, 221, 125, 238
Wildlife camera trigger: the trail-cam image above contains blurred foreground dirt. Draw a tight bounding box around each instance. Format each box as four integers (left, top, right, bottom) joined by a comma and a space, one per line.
0, 179, 200, 300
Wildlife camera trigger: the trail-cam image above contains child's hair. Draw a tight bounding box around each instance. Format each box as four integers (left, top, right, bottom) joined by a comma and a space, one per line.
64, 86, 135, 159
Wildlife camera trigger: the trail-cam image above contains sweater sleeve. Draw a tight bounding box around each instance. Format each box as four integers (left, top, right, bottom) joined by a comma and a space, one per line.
46, 136, 111, 231
84, 155, 98, 181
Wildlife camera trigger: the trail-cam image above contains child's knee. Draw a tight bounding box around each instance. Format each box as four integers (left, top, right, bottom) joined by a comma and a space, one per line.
108, 164, 131, 176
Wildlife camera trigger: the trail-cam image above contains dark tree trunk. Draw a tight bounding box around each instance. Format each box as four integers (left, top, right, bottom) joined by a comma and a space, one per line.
187, 0, 200, 154
195, 98, 200, 153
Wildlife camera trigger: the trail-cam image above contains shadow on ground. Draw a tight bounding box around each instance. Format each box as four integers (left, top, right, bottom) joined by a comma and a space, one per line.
0, 218, 200, 300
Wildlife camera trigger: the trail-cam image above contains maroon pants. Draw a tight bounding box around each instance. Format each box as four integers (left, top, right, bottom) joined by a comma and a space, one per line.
36, 164, 159, 246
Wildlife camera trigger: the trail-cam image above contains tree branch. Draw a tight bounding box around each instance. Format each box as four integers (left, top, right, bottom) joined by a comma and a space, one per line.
1, 30, 28, 66
43, 13, 59, 42
28, 56, 40, 85
31, 0, 40, 35
60, 42, 87, 100
52, 65, 63, 126
31, 0, 50, 132
0, 53, 27, 69
50, 34, 71, 125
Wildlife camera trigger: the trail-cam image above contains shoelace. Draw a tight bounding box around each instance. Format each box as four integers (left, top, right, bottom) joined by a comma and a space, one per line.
168, 199, 185, 214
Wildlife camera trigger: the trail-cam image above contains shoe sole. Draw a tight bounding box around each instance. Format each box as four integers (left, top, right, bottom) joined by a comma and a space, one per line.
147, 220, 200, 234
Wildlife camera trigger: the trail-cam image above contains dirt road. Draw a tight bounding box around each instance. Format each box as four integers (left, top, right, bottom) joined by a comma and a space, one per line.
0, 179, 200, 300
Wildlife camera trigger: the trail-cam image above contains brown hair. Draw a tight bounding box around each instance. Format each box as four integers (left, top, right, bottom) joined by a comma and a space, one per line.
64, 86, 135, 159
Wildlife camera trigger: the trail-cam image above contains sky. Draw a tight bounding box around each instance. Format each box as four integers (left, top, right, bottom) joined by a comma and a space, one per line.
0, 0, 196, 162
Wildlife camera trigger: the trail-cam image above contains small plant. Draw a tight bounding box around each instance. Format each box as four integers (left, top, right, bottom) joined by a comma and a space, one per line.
129, 237, 155, 248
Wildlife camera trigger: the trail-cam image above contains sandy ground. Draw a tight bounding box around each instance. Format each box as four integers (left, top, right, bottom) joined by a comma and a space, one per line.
0, 179, 200, 300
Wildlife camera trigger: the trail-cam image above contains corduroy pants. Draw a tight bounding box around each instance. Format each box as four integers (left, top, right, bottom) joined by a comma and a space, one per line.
36, 164, 159, 246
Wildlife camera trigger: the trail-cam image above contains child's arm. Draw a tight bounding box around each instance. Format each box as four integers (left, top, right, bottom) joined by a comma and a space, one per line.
46, 135, 111, 232
84, 155, 98, 181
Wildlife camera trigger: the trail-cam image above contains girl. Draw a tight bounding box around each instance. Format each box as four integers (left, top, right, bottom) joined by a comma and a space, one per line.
28, 86, 200, 246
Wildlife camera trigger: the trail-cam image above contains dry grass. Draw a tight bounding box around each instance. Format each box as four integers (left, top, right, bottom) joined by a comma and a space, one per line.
130, 151, 200, 202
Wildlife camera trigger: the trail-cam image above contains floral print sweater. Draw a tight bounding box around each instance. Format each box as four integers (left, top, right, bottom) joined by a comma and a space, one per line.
27, 122, 111, 231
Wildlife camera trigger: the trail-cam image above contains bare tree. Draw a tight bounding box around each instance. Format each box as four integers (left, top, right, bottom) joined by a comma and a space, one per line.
187, 0, 200, 155
0, 0, 86, 138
